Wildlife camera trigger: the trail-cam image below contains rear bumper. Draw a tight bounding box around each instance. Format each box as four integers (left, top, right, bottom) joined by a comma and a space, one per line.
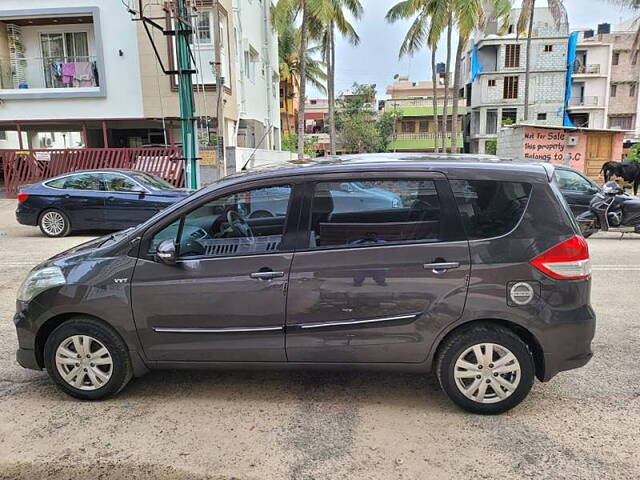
538, 305, 596, 381
15, 208, 38, 226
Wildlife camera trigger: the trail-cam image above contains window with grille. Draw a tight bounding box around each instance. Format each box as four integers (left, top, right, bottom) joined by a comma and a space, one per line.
505, 44, 521, 68
402, 121, 414, 133
418, 120, 429, 132
609, 116, 634, 130
503, 76, 519, 99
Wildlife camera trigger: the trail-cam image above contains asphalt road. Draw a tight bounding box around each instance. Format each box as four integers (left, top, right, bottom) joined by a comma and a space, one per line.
0, 199, 639, 480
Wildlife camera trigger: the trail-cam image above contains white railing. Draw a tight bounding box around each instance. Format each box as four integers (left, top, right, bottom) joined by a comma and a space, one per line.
569, 96, 599, 106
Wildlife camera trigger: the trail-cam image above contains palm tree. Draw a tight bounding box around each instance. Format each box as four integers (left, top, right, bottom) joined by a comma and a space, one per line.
450, 0, 512, 152
320, 0, 363, 156
278, 24, 327, 136
517, 0, 567, 121
386, 0, 450, 153
273, 0, 326, 160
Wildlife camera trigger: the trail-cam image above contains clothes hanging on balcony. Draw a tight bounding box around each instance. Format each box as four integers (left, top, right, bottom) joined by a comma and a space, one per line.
50, 62, 62, 81
73, 61, 96, 87
61, 63, 75, 85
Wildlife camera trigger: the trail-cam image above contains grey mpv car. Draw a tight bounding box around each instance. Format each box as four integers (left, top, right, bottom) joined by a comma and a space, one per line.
14, 155, 595, 414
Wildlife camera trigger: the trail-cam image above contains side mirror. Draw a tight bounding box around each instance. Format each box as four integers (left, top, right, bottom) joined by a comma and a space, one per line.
155, 239, 177, 265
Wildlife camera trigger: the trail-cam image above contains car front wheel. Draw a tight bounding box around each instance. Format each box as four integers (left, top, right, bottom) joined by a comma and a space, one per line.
43, 317, 132, 400
436, 324, 535, 415
39, 209, 71, 237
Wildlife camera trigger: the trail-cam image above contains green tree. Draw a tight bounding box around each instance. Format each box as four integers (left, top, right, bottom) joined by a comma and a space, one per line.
517, 0, 567, 121
273, 0, 327, 160
282, 131, 319, 158
336, 83, 391, 153
278, 23, 327, 134
386, 0, 451, 153
319, 0, 363, 156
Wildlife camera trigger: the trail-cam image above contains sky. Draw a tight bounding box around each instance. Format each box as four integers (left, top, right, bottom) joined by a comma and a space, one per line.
308, 0, 638, 99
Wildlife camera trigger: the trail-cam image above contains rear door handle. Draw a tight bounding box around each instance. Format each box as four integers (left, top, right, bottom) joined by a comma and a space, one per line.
250, 271, 285, 280
423, 262, 461, 274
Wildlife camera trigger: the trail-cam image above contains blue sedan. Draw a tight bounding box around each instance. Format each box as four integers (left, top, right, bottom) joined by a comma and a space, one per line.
16, 170, 190, 237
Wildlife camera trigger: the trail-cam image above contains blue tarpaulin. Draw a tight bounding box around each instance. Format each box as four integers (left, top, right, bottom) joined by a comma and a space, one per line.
471, 43, 483, 82
563, 31, 579, 127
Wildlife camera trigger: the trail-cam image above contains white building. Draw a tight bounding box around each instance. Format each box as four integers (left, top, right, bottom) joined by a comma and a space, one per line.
567, 28, 613, 129
232, 0, 281, 150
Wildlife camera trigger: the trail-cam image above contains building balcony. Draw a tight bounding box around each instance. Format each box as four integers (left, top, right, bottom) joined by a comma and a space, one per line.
389, 133, 463, 151
1, 56, 99, 91
573, 64, 602, 75
568, 96, 600, 107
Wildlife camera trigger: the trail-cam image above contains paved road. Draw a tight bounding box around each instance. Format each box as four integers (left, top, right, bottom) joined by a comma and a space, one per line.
0, 199, 639, 480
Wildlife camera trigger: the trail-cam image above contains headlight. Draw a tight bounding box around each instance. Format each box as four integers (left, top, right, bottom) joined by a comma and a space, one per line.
17, 266, 66, 303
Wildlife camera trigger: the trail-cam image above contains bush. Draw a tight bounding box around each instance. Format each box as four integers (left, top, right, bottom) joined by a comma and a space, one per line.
485, 139, 497, 155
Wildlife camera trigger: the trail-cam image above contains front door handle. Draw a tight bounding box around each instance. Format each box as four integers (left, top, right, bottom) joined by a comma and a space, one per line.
423, 262, 461, 274
250, 271, 285, 280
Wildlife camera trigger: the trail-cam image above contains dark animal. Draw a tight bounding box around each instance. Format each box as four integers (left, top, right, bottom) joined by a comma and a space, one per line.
600, 161, 640, 195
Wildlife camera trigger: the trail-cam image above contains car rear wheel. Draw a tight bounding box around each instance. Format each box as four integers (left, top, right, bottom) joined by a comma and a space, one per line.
43, 317, 132, 400
436, 324, 535, 414
39, 209, 71, 237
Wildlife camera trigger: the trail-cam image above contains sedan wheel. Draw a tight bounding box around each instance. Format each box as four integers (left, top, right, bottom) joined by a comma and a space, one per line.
39, 210, 70, 237
55, 335, 114, 391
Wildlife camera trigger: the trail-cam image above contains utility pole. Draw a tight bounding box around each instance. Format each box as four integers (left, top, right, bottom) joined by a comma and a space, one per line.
174, 0, 198, 188
213, 0, 226, 176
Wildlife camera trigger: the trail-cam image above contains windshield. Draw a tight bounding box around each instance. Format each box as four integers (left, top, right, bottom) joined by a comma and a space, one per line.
130, 172, 177, 191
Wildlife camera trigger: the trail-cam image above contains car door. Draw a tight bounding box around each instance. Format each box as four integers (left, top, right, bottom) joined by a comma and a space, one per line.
554, 168, 600, 216
101, 172, 161, 229
57, 172, 106, 228
285, 173, 471, 364
130, 181, 300, 362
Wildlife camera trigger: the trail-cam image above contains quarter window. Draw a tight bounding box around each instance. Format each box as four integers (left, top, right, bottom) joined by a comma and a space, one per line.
150, 186, 292, 258
307, 179, 442, 249
451, 180, 532, 240
554, 170, 595, 193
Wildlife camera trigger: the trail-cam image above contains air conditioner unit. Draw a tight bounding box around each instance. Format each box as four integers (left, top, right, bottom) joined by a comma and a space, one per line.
566, 136, 579, 146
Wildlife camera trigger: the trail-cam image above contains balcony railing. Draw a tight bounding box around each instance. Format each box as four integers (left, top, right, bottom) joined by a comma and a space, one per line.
574, 64, 601, 75
0, 56, 99, 90
386, 98, 466, 109
394, 133, 464, 141
568, 96, 599, 106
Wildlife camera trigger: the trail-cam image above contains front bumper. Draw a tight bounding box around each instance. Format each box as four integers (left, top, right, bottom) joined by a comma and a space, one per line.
16, 347, 40, 370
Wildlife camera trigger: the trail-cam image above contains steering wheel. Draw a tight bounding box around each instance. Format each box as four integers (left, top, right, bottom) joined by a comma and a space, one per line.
213, 207, 253, 238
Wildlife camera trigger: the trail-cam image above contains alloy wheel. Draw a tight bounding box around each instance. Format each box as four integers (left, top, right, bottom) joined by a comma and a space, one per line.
55, 335, 113, 391
41, 211, 66, 236
453, 343, 521, 404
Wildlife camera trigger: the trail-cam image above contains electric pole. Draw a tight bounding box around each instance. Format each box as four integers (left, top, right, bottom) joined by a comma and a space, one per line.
213, 0, 226, 176
175, 0, 198, 189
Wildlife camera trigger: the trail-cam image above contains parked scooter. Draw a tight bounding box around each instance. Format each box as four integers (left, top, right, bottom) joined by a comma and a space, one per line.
577, 182, 640, 238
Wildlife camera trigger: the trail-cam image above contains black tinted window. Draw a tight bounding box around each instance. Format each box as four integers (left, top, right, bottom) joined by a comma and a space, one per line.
308, 179, 441, 248
451, 180, 532, 240
61, 173, 103, 191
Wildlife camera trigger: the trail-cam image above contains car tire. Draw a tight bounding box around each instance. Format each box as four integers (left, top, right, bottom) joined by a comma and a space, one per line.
436, 324, 535, 415
43, 317, 133, 400
39, 209, 71, 237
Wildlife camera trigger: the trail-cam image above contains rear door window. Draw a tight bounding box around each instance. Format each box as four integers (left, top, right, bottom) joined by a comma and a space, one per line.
307, 179, 442, 249
451, 180, 532, 240
58, 173, 103, 191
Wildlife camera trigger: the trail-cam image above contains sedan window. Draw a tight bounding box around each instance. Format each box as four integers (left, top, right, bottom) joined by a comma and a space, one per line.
554, 170, 597, 193
102, 173, 143, 192
59, 173, 103, 191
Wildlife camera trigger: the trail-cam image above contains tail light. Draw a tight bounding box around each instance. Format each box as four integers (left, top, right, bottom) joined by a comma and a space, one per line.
530, 235, 591, 280
17, 192, 29, 203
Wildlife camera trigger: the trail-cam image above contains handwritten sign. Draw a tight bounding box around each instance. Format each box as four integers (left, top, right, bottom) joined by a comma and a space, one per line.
523, 130, 581, 164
